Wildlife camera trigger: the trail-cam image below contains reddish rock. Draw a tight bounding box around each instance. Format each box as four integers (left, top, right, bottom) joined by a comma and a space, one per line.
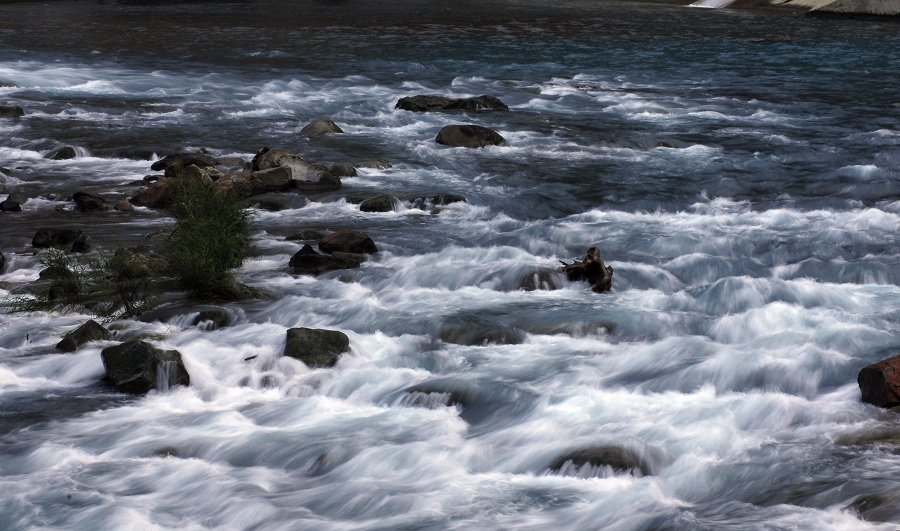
859, 355, 900, 408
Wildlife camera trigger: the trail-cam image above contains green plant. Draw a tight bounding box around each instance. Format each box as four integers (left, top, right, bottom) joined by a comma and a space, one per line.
4, 248, 159, 320
164, 179, 253, 298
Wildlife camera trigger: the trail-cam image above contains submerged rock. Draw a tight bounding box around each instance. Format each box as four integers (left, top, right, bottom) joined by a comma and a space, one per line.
0, 105, 25, 118
73, 191, 109, 212
32, 228, 89, 252
560, 246, 613, 293
150, 152, 219, 173
396, 95, 508, 112
549, 446, 652, 477
519, 269, 561, 291
858, 354, 900, 408
318, 229, 378, 254
435, 124, 505, 148
56, 320, 112, 352
289, 244, 364, 276
283, 327, 350, 368
47, 146, 78, 160
300, 116, 343, 136
439, 325, 526, 346
251, 147, 341, 191
100, 340, 190, 394
359, 195, 400, 213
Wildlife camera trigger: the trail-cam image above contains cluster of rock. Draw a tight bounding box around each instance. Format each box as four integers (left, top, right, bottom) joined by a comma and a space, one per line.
289, 229, 377, 276
396, 94, 507, 148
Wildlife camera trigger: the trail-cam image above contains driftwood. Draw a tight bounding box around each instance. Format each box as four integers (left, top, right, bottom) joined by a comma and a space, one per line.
560, 246, 613, 293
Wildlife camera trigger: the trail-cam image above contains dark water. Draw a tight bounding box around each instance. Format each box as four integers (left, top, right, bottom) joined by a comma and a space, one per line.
1, 1, 899, 529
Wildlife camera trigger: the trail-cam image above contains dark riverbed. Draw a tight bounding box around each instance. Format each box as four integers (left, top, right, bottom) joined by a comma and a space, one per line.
1, 1, 899, 529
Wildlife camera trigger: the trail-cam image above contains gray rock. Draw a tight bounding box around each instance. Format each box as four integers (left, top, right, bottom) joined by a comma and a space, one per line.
328, 162, 358, 177
435, 124, 505, 148
858, 354, 900, 408
251, 147, 341, 191
243, 192, 307, 212
100, 340, 190, 394
32, 228, 89, 253
0, 105, 24, 118
396, 95, 452, 112
283, 327, 350, 368
73, 191, 109, 212
319, 229, 378, 254
48, 146, 78, 160
549, 446, 652, 477
300, 117, 343, 137
289, 244, 364, 276
216, 156, 248, 169
150, 152, 219, 173
411, 194, 466, 210
56, 320, 112, 352
355, 159, 392, 169
396, 94, 508, 112
0, 198, 21, 212
359, 195, 400, 213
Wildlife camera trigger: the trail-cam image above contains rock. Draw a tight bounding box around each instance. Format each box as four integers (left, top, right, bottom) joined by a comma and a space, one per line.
319, 229, 377, 254
0, 198, 21, 212
439, 325, 526, 346
328, 162, 357, 177
112, 247, 167, 279
300, 116, 343, 136
216, 156, 248, 169
0, 105, 25, 118
356, 159, 392, 169
47, 146, 78, 160
56, 320, 112, 352
396, 94, 508, 112
520, 269, 561, 291
549, 446, 652, 477
191, 307, 231, 330
73, 191, 109, 212
411, 194, 466, 210
289, 244, 364, 276
283, 327, 350, 368
435, 124, 505, 148
359, 195, 400, 213
181, 164, 215, 186
150, 152, 219, 173
251, 147, 341, 191
143, 174, 162, 184
243, 192, 306, 212
6, 192, 26, 205
130, 178, 176, 208
858, 354, 900, 408
286, 230, 326, 241
100, 340, 190, 394
560, 246, 614, 293
32, 228, 89, 253
0, 249, 5, 272
114, 200, 135, 212
248, 167, 293, 193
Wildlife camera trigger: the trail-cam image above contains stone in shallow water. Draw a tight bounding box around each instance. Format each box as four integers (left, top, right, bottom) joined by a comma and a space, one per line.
47, 146, 78, 160
435, 124, 505, 148
73, 191, 109, 212
300, 116, 343, 136
318, 229, 377, 254
858, 354, 900, 408
549, 446, 652, 477
56, 320, 112, 352
359, 195, 400, 213
100, 340, 190, 394
32, 228, 89, 252
0, 105, 24, 118
289, 244, 363, 276
283, 327, 350, 368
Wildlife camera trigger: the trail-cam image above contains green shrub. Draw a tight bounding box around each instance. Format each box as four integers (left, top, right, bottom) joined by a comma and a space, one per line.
164, 179, 253, 298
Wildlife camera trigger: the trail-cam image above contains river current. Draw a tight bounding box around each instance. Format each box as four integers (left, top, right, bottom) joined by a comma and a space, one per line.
0, 1, 899, 529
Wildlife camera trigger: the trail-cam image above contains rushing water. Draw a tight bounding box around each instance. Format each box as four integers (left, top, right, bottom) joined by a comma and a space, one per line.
1, 0, 899, 529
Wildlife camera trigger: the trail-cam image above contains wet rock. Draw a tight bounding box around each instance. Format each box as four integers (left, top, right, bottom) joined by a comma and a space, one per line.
300, 116, 343, 136
328, 162, 357, 177
411, 193, 466, 210
112, 247, 167, 279
181, 164, 215, 186
143, 174, 162, 184
243, 192, 306, 212
396, 95, 508, 112
216, 156, 248, 169
56, 320, 112, 352
319, 229, 378, 254
7, 192, 27, 205
32, 228, 89, 253
436, 124, 505, 148
130, 178, 175, 208
439, 325, 526, 346
846, 493, 900, 524
858, 354, 900, 408
0, 105, 25, 118
100, 340, 190, 394
47, 146, 78, 160
549, 446, 652, 477
359, 195, 400, 213
251, 147, 341, 191
114, 200, 134, 212
191, 307, 231, 330
402, 378, 535, 427
289, 244, 364, 276
283, 327, 350, 368
286, 230, 326, 242
0, 198, 21, 212
150, 152, 219, 173
560, 246, 614, 293
519, 269, 561, 291
356, 159, 392, 169
73, 191, 109, 212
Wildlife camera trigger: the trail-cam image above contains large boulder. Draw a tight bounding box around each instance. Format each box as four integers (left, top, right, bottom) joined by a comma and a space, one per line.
251, 147, 341, 191
859, 354, 900, 408
130, 178, 176, 208
396, 95, 508, 112
435, 124, 505, 148
47, 146, 78, 160
318, 229, 377, 254
150, 152, 219, 173
289, 244, 364, 276
300, 117, 343, 137
0, 105, 24, 118
73, 191, 109, 212
549, 446, 652, 477
32, 228, 89, 253
283, 327, 350, 368
56, 320, 112, 352
100, 340, 190, 394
